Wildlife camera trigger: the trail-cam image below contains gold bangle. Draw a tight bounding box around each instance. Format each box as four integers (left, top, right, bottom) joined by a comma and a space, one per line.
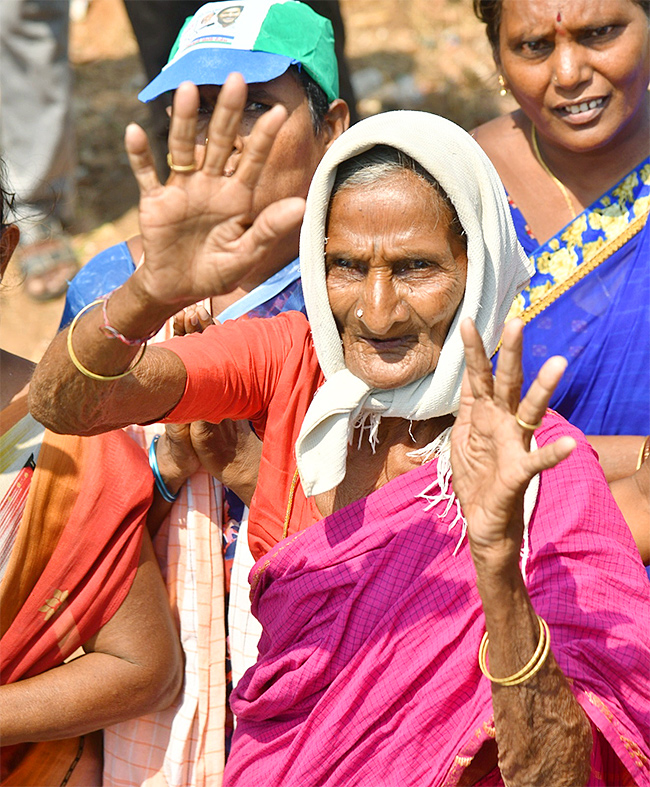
636, 436, 650, 471
479, 616, 551, 686
67, 299, 147, 381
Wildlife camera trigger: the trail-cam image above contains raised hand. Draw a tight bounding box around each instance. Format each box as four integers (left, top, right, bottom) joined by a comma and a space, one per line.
125, 74, 306, 310
450, 318, 575, 561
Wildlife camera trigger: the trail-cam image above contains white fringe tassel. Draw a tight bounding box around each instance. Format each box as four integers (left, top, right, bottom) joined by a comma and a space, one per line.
350, 411, 382, 453
409, 426, 534, 580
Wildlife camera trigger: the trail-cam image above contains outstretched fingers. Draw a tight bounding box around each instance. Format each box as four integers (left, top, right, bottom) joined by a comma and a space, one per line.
516, 354, 567, 434
460, 318, 494, 401
167, 82, 202, 172
125, 122, 161, 196
239, 197, 305, 258
231, 104, 288, 190
202, 73, 248, 177
493, 318, 524, 412
524, 434, 576, 477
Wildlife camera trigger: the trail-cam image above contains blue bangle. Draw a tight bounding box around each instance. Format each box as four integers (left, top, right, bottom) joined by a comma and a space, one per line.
149, 435, 180, 503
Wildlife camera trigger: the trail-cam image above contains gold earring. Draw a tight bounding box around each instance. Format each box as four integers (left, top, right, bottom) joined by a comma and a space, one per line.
498, 74, 508, 97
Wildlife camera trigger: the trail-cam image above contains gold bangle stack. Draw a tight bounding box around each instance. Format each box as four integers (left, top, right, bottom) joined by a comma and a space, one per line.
479, 616, 551, 686
636, 436, 650, 471
66, 299, 147, 381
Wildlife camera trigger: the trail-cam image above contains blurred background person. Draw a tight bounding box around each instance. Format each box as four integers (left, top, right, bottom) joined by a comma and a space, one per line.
0, 0, 79, 301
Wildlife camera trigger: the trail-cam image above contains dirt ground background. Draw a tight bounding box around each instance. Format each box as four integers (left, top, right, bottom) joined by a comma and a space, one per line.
1, 0, 516, 361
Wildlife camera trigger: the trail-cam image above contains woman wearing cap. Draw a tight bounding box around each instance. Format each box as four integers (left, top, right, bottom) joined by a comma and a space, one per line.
471, 0, 650, 560
30, 77, 650, 785
55, 3, 348, 784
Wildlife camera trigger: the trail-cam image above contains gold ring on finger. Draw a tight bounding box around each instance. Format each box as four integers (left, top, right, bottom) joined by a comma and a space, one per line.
167, 152, 197, 173
515, 413, 543, 432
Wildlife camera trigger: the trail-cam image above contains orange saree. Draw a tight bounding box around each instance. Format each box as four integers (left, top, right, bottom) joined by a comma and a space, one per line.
0, 394, 151, 784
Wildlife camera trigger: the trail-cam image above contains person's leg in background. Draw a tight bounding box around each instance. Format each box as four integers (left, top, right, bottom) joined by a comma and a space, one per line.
0, 0, 78, 301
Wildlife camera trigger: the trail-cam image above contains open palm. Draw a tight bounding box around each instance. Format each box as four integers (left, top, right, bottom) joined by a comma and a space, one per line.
451, 318, 575, 555
124, 75, 305, 310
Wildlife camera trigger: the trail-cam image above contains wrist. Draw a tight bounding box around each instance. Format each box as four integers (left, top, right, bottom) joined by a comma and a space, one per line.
155, 434, 192, 495
472, 556, 529, 628
108, 273, 182, 341
469, 537, 522, 578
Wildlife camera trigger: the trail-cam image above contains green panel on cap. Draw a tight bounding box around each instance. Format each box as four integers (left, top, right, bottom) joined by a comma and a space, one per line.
253, 2, 338, 102
167, 17, 193, 64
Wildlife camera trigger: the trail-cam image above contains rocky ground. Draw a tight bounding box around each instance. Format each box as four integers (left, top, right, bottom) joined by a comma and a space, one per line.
1, 0, 515, 361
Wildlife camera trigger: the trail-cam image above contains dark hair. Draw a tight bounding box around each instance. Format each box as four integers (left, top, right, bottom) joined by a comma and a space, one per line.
0, 158, 16, 231
330, 145, 466, 244
288, 64, 331, 135
474, 0, 650, 52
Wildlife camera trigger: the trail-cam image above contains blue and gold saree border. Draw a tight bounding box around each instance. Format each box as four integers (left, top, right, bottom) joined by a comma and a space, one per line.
507, 158, 650, 325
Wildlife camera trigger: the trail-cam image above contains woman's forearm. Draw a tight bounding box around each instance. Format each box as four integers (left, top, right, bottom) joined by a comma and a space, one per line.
474, 557, 592, 787
587, 435, 646, 482
609, 460, 650, 564
0, 532, 182, 746
28, 278, 187, 435
0, 649, 179, 745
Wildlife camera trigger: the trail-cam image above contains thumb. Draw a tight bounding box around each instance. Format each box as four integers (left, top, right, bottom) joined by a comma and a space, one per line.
242, 197, 306, 255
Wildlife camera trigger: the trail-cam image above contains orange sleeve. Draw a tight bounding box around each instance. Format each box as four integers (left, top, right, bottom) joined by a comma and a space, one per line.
158, 311, 313, 429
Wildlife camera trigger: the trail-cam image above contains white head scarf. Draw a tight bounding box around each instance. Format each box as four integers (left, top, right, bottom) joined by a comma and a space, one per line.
295, 111, 532, 497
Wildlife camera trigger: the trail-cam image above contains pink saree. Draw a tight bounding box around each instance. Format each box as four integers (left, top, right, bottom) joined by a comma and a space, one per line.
225, 413, 650, 786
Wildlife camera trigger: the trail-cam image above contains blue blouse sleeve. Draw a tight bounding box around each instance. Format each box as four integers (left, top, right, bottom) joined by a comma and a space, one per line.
58, 242, 136, 330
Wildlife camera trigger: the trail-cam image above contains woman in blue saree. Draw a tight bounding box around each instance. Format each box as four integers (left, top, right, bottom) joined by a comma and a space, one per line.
473, 0, 649, 562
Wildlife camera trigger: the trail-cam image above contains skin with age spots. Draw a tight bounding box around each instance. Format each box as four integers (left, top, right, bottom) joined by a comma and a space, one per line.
325, 171, 468, 391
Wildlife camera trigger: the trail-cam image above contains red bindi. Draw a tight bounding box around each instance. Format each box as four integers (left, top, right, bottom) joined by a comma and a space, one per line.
556, 11, 562, 22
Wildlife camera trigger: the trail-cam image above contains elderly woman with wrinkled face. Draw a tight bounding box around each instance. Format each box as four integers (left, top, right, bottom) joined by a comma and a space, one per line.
29, 77, 650, 786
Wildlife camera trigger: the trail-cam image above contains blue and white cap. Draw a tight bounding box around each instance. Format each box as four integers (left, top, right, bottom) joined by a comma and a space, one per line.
138, 0, 339, 103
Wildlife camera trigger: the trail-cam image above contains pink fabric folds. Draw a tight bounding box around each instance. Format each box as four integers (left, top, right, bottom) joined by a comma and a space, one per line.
226, 412, 650, 787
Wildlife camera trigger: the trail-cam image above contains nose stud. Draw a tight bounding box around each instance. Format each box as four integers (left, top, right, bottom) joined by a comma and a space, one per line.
356, 308, 364, 319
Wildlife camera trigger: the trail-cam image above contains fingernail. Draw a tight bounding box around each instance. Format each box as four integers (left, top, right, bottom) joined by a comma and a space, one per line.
190, 314, 199, 326
198, 306, 210, 321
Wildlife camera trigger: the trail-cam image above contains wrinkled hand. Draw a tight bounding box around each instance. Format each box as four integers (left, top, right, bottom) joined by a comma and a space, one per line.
451, 318, 575, 562
191, 420, 262, 507
167, 309, 263, 504
157, 424, 202, 494
173, 303, 214, 336
124, 74, 305, 310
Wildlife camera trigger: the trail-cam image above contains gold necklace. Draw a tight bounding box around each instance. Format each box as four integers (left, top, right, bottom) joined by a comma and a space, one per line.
531, 125, 576, 219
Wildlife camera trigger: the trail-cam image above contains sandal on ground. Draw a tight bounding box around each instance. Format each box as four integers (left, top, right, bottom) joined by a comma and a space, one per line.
19, 233, 78, 302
